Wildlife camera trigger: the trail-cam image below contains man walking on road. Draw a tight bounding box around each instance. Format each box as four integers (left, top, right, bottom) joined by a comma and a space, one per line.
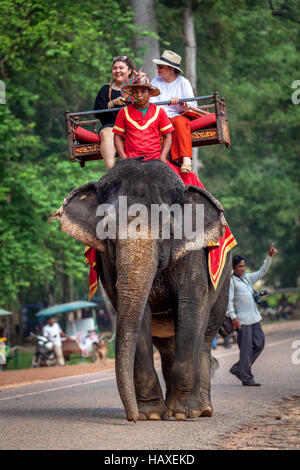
228, 243, 277, 386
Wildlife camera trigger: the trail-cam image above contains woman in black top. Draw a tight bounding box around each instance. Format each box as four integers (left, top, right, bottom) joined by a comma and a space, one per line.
94, 55, 134, 170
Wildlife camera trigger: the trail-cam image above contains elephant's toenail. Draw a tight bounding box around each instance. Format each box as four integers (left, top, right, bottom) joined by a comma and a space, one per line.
138, 412, 148, 420
189, 409, 201, 418
200, 406, 213, 417
149, 413, 161, 420
175, 413, 187, 420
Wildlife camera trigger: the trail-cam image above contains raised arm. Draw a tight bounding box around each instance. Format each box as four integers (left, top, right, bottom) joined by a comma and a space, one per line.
246, 243, 277, 285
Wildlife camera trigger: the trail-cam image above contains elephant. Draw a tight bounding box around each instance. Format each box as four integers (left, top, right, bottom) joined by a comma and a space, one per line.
50, 158, 232, 422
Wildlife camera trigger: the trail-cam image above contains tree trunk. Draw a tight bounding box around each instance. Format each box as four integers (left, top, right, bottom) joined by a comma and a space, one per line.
131, 0, 160, 80
62, 270, 70, 303
69, 273, 74, 302
15, 290, 24, 343
184, 2, 201, 174
184, 3, 197, 94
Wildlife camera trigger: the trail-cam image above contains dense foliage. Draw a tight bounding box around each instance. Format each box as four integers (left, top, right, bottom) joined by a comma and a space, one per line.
158, 0, 300, 286
0, 0, 138, 312
0, 0, 299, 323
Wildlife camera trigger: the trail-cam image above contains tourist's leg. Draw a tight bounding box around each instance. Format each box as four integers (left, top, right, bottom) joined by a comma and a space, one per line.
170, 116, 192, 169
99, 126, 116, 170
53, 344, 65, 366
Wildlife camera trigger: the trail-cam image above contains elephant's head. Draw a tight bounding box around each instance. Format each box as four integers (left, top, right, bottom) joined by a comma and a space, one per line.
50, 159, 226, 421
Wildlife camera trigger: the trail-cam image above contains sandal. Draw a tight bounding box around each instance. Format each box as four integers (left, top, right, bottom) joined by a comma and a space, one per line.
180, 163, 193, 173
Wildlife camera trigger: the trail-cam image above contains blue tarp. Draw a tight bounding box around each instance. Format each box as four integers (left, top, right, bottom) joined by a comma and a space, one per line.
36, 301, 97, 317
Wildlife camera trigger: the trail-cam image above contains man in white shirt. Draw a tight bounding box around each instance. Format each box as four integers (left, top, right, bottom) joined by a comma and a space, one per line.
227, 243, 277, 386
150, 50, 197, 173
42, 316, 69, 366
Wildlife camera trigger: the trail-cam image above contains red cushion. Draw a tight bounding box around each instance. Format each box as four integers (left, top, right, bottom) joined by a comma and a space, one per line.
74, 114, 216, 145
182, 107, 210, 120
190, 113, 216, 131
75, 126, 101, 143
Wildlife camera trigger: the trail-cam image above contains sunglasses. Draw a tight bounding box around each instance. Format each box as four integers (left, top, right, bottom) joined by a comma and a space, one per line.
113, 55, 128, 62
157, 64, 166, 69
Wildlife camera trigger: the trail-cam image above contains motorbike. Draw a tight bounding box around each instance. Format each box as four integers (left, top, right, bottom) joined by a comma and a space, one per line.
30, 332, 57, 367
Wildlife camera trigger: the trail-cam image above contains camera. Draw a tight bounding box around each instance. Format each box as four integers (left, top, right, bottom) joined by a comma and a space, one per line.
253, 289, 269, 305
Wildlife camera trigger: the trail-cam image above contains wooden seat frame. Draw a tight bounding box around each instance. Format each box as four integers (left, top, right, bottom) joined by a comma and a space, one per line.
65, 91, 230, 167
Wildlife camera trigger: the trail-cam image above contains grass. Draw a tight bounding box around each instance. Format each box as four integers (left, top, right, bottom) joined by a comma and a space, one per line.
5, 350, 33, 371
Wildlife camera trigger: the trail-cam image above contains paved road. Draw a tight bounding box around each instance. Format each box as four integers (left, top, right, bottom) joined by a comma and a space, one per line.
0, 322, 299, 450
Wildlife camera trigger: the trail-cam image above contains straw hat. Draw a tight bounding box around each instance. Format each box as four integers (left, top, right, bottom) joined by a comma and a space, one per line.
122, 76, 160, 97
152, 50, 183, 73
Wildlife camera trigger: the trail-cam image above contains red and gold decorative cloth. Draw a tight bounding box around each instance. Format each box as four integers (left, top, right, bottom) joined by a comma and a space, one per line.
207, 226, 237, 289
84, 245, 99, 301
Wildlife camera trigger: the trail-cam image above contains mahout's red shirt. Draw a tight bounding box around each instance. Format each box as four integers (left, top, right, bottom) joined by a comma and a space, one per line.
113, 103, 174, 160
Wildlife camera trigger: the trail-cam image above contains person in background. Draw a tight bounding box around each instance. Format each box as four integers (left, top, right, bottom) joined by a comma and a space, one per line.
42, 316, 70, 366
94, 55, 135, 170
150, 50, 197, 173
228, 243, 277, 386
212, 334, 219, 350
223, 336, 231, 349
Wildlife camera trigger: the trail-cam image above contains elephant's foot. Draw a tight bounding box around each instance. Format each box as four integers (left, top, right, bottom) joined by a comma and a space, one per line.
200, 403, 213, 417
166, 394, 203, 420
137, 399, 169, 421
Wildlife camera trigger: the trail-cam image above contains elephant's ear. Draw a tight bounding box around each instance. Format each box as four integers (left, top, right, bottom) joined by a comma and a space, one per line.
172, 185, 227, 261
49, 181, 105, 252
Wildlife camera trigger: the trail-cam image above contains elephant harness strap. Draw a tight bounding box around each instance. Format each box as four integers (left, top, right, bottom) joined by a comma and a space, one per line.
84, 245, 99, 301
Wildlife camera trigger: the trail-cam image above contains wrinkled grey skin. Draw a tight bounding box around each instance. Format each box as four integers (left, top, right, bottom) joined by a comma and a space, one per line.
51, 159, 231, 422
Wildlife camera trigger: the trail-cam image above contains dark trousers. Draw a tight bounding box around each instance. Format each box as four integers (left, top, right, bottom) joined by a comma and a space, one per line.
231, 322, 265, 384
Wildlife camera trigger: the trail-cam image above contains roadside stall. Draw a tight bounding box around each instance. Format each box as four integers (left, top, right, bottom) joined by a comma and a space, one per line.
36, 301, 106, 362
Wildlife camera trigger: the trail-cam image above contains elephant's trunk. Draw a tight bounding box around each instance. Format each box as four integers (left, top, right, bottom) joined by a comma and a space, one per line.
115, 237, 158, 422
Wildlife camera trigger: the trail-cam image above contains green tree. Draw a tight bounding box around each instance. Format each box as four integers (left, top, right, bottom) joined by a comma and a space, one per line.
0, 0, 139, 330
156, 0, 300, 287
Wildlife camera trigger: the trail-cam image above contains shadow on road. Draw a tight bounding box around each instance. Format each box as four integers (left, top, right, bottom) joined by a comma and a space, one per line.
1, 406, 132, 425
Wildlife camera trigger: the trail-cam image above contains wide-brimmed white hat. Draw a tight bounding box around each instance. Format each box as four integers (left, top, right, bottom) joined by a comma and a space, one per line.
153, 50, 183, 73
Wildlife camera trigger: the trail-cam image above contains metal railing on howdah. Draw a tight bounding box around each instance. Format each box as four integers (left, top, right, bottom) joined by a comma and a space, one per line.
68, 94, 217, 118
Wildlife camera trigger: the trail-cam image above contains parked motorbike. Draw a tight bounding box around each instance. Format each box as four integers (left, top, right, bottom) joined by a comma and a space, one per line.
30, 332, 57, 367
